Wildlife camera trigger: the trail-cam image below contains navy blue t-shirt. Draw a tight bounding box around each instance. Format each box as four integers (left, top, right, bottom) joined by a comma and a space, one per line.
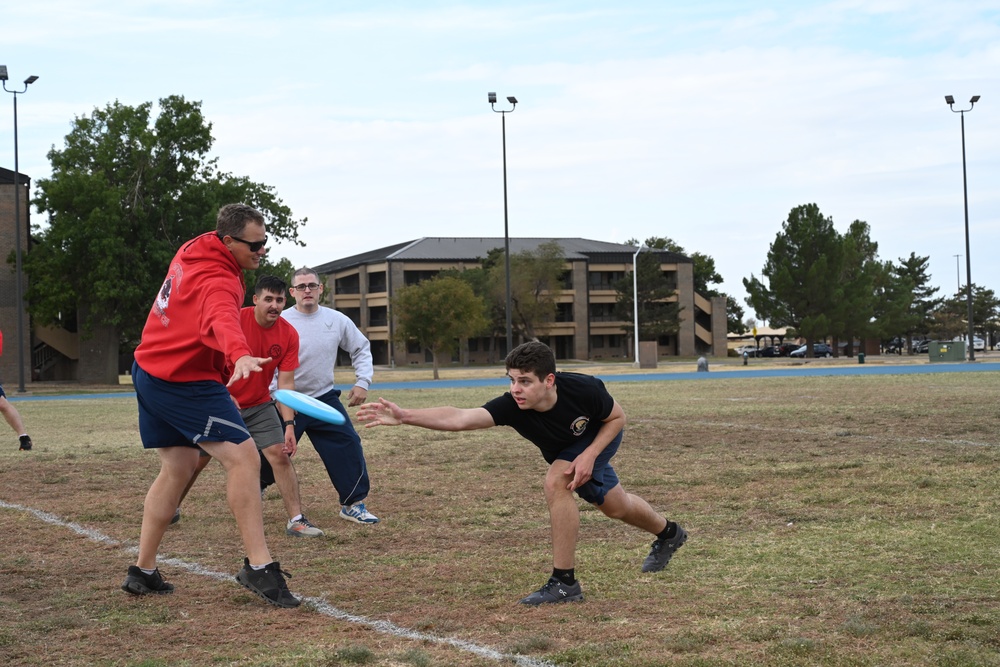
482, 372, 615, 463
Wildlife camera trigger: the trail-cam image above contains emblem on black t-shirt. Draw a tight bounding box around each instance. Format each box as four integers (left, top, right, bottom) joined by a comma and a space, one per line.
571, 416, 589, 436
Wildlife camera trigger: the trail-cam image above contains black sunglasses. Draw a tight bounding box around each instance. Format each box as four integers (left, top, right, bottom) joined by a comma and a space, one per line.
229, 234, 268, 252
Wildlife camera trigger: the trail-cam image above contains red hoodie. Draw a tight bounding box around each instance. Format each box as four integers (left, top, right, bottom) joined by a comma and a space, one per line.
134, 232, 252, 383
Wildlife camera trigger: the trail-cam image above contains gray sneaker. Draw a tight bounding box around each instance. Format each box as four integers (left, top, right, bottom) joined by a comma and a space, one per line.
518, 577, 584, 606
642, 524, 687, 573
286, 516, 324, 537
235, 559, 300, 608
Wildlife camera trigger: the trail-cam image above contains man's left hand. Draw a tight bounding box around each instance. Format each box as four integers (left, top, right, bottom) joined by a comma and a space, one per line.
346, 386, 368, 407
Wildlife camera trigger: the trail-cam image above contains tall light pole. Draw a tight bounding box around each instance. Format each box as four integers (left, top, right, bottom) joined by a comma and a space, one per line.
1, 66, 39, 392
632, 245, 647, 367
488, 92, 517, 354
945, 94, 979, 361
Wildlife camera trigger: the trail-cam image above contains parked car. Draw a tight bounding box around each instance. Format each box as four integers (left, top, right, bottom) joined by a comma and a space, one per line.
973, 337, 985, 352
789, 343, 833, 358
913, 339, 931, 354
777, 342, 801, 356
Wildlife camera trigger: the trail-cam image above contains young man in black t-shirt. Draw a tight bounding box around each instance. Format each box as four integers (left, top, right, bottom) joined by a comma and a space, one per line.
357, 341, 686, 605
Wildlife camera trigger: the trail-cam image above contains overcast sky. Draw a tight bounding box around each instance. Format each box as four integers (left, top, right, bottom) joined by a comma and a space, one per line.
4, 0, 998, 320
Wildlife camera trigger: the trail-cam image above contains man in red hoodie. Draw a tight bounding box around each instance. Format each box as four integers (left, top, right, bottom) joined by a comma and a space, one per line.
121, 203, 299, 608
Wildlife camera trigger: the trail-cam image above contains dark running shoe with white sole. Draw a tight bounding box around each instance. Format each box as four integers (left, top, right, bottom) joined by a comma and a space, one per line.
518, 576, 584, 606
235, 558, 301, 608
642, 524, 688, 573
18, 435, 32, 451
121, 566, 174, 595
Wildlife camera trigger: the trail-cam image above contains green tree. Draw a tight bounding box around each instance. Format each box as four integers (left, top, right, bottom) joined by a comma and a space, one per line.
829, 220, 881, 355
894, 253, 941, 352
872, 259, 916, 345
26, 96, 305, 383
392, 276, 489, 379
743, 203, 844, 354
488, 241, 565, 342
613, 251, 683, 342
444, 247, 507, 362
629, 235, 742, 333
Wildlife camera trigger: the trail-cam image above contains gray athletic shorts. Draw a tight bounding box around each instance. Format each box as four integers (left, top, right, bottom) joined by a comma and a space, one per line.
241, 401, 285, 451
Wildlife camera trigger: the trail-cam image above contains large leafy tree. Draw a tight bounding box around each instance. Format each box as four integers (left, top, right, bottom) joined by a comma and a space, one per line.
613, 250, 682, 341
488, 241, 565, 342
26, 96, 305, 382
743, 203, 844, 352
392, 275, 489, 379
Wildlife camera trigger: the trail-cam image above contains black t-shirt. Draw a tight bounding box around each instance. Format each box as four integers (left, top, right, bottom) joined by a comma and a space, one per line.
482, 372, 615, 462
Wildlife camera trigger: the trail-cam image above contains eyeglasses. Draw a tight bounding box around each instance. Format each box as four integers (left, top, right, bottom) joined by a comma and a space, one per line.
229, 234, 268, 252
292, 282, 321, 292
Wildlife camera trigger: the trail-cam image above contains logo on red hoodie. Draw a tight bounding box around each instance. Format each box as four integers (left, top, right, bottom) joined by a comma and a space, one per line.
153, 263, 184, 327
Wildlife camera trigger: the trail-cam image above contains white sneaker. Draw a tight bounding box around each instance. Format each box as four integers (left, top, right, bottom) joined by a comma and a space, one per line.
339, 501, 379, 524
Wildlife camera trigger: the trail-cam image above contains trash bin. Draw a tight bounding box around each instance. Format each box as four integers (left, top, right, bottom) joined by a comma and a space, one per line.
928, 341, 965, 362
858, 352, 865, 364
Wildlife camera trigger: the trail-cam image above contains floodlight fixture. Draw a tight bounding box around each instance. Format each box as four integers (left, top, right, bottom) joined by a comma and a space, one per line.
970, 95, 980, 104
24, 75, 38, 85
488, 92, 497, 104
507, 96, 518, 104
0, 66, 8, 81
944, 95, 955, 105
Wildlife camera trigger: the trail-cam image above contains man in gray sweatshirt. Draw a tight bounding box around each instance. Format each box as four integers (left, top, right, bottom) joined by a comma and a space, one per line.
264, 267, 380, 524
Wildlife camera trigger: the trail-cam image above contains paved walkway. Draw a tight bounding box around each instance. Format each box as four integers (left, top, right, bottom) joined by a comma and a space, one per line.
11, 356, 1000, 400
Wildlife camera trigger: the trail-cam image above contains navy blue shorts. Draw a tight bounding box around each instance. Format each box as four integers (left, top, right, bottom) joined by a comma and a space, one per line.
133, 361, 250, 449
554, 431, 622, 506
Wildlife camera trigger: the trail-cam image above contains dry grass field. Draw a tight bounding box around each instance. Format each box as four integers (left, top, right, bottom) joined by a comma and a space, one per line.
2, 364, 1000, 666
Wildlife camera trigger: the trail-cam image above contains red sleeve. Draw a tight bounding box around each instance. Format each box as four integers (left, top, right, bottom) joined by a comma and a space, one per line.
200, 280, 252, 365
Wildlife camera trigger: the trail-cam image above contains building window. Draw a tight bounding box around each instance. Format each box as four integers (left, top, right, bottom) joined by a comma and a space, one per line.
559, 269, 573, 289
468, 337, 479, 352
590, 335, 605, 349
342, 308, 361, 327
404, 270, 439, 286
556, 303, 574, 322
368, 271, 387, 293
369, 305, 387, 327
587, 303, 616, 322
588, 271, 624, 291
335, 274, 360, 294
407, 340, 422, 354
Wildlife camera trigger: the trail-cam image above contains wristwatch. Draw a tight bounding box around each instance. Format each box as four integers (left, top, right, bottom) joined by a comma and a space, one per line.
282, 419, 296, 428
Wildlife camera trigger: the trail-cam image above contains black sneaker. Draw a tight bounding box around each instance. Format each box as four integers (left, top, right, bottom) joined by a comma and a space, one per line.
642, 524, 688, 573
121, 566, 174, 595
235, 558, 300, 608
170, 508, 181, 525
518, 576, 584, 606
18, 435, 31, 451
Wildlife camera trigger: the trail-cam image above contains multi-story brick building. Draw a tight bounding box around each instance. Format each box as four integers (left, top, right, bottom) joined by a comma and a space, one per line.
0, 167, 31, 388
312, 237, 728, 366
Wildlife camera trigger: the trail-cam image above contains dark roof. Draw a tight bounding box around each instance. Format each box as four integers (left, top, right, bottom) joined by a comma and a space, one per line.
0, 167, 31, 186
314, 237, 691, 274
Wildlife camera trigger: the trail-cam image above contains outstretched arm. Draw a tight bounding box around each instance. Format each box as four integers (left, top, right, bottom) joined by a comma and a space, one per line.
357, 397, 495, 431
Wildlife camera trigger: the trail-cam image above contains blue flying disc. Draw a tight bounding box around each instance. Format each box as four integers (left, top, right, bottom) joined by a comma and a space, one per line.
273, 389, 347, 425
